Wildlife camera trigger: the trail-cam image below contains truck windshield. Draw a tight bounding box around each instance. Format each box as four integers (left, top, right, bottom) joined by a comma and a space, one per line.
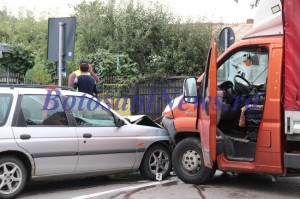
0, 94, 13, 126
218, 47, 269, 85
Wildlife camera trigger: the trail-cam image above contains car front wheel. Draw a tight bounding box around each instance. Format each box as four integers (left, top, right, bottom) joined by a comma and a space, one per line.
0, 156, 27, 199
172, 138, 216, 184
139, 144, 172, 180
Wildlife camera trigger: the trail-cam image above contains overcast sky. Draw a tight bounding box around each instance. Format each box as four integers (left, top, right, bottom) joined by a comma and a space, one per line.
0, 0, 255, 23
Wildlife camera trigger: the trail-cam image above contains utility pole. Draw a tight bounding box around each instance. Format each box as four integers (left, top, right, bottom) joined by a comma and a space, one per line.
58, 22, 65, 86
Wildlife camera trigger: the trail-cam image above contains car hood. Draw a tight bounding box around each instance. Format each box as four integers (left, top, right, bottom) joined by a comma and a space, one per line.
124, 115, 163, 128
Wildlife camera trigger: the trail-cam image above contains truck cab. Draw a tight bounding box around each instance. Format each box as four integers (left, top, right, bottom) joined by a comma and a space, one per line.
163, 0, 300, 184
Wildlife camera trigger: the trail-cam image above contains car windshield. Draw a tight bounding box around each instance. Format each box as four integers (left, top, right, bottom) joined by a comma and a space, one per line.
0, 94, 13, 126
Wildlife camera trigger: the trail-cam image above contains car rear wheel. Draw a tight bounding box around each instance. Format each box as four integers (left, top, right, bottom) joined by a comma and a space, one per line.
172, 138, 216, 184
139, 144, 172, 180
0, 156, 27, 199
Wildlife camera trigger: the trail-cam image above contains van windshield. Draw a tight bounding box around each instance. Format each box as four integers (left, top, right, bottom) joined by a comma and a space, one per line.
0, 94, 13, 126
218, 47, 269, 85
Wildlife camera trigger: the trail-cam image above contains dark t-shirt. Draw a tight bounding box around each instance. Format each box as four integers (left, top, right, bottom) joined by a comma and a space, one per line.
73, 74, 98, 96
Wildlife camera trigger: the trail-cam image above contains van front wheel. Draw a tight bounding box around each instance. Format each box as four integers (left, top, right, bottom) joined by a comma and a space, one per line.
172, 138, 216, 184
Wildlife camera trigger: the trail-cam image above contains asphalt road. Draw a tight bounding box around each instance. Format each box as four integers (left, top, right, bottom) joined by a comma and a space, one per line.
18, 171, 300, 199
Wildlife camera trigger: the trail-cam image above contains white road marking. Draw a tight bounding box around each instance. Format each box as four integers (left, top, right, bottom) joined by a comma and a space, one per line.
71, 177, 178, 199
137, 180, 149, 183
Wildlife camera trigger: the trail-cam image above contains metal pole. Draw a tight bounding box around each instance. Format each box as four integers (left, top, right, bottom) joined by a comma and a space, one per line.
58, 22, 65, 86
224, 29, 228, 50
6, 68, 9, 84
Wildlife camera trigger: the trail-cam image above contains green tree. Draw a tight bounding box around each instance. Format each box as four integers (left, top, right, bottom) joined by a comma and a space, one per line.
79, 48, 139, 82
0, 1, 217, 82
74, 0, 110, 54
74, 0, 215, 77
0, 43, 35, 75
25, 64, 51, 84
0, 9, 48, 56
0, 9, 49, 80
25, 55, 52, 84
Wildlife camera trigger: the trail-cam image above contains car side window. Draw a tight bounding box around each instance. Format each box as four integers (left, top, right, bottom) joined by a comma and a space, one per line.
66, 96, 116, 127
0, 94, 13, 126
20, 95, 68, 126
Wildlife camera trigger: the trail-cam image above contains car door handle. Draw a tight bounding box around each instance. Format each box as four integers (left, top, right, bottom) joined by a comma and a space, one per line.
83, 133, 92, 138
20, 134, 31, 140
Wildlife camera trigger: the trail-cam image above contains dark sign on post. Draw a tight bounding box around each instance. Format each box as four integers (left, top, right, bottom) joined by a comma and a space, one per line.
47, 17, 76, 62
219, 27, 235, 52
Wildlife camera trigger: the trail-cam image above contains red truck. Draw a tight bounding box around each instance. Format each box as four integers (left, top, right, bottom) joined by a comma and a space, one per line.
162, 0, 300, 183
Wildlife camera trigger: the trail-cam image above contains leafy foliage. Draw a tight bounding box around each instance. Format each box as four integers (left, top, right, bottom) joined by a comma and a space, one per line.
25, 64, 52, 84
75, 0, 216, 77
24, 53, 52, 84
0, 10, 48, 56
0, 43, 35, 74
1, 0, 218, 83
0, 9, 48, 78
79, 49, 139, 82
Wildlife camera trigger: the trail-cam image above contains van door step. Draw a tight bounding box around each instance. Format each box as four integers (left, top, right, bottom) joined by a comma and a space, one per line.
284, 152, 300, 169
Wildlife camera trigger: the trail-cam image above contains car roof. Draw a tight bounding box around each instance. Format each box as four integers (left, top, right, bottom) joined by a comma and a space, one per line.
0, 84, 75, 95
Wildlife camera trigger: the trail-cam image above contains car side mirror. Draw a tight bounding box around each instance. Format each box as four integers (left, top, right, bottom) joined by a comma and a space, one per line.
116, 118, 125, 127
183, 77, 198, 103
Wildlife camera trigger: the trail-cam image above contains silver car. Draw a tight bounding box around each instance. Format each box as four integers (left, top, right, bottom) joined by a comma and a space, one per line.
0, 85, 172, 199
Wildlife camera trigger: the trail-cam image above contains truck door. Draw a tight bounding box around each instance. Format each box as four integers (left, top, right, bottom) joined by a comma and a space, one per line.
199, 42, 217, 168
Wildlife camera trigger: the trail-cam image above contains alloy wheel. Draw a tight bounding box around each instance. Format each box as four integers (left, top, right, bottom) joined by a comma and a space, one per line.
149, 149, 170, 175
0, 162, 23, 195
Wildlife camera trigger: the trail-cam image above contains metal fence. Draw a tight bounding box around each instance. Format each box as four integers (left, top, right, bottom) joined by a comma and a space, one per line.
0, 72, 69, 85
0, 72, 24, 84
100, 76, 188, 121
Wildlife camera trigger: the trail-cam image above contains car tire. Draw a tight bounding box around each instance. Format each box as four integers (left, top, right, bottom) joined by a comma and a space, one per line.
139, 144, 172, 181
172, 137, 216, 184
0, 156, 27, 199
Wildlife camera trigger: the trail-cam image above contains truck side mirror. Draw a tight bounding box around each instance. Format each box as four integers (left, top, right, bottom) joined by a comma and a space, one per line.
183, 77, 198, 103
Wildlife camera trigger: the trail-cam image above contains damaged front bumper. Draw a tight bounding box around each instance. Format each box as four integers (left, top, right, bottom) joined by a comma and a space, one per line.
162, 117, 177, 142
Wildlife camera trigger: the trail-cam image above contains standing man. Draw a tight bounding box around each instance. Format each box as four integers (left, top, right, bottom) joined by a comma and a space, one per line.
68, 60, 100, 88
73, 62, 98, 96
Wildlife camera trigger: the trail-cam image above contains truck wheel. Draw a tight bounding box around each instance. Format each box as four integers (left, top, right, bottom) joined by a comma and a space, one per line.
172, 138, 216, 184
140, 144, 172, 180
0, 156, 27, 199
